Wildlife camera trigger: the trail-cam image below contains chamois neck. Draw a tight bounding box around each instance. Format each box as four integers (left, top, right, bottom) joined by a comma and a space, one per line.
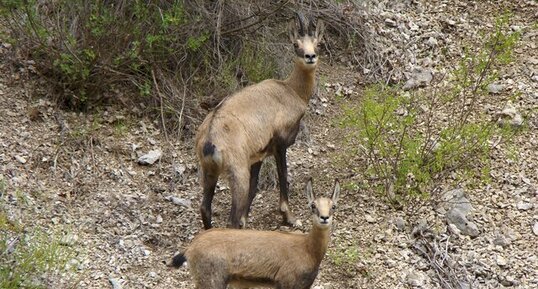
284, 59, 317, 103
307, 224, 331, 265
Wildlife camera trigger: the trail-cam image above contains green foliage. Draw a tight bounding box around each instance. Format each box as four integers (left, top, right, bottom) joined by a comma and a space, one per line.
0, 215, 75, 289
329, 245, 360, 267
338, 13, 520, 201
239, 44, 277, 84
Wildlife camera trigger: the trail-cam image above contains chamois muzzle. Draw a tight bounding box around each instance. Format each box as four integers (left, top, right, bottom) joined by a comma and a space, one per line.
304, 53, 317, 64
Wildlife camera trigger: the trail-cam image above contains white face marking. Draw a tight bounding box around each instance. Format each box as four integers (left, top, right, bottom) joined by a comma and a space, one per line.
295, 36, 319, 65
310, 197, 335, 227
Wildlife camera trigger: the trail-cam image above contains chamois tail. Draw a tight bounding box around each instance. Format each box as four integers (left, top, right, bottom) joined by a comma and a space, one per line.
169, 252, 187, 268
202, 141, 223, 168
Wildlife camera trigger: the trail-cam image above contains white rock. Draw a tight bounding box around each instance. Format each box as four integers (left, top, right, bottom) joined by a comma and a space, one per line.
426, 37, 438, 47
109, 277, 122, 289
403, 67, 433, 90
385, 18, 397, 27
496, 255, 508, 267
167, 196, 192, 208
516, 201, 533, 211
365, 214, 376, 223
406, 271, 425, 287
15, 155, 27, 164
137, 150, 162, 165
487, 83, 504, 94
533, 222, 538, 236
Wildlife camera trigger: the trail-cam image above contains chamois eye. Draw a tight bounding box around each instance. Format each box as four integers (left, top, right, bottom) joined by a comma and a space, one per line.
310, 203, 316, 210
332, 205, 337, 210
293, 43, 299, 48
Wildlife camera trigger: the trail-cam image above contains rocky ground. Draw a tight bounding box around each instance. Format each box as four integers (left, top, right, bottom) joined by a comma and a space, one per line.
1, 0, 537, 288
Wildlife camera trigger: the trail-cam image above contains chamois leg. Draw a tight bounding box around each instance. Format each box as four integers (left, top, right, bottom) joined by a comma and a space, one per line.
247, 161, 263, 212
228, 167, 250, 228
200, 169, 218, 229
274, 146, 296, 225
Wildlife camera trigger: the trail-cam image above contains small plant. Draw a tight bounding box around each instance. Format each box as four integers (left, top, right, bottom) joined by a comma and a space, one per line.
0, 213, 75, 289
337, 13, 520, 202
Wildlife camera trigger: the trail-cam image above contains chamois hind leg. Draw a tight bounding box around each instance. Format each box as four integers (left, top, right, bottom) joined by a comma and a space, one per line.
228, 166, 250, 228
200, 168, 219, 229
247, 161, 263, 212
274, 146, 296, 226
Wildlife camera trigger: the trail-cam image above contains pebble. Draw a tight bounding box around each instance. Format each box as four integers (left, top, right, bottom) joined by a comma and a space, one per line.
496, 255, 508, 267
516, 201, 533, 211
365, 214, 376, 223
446, 208, 480, 237
533, 222, 538, 236
15, 155, 27, 164
137, 150, 162, 165
109, 277, 122, 289
403, 67, 433, 90
487, 83, 504, 94
393, 217, 406, 231
406, 271, 425, 287
166, 196, 192, 208
385, 18, 397, 27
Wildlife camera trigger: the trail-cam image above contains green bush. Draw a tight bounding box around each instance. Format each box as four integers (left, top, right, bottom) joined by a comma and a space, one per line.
1, 0, 369, 136
0, 214, 75, 289
338, 14, 520, 202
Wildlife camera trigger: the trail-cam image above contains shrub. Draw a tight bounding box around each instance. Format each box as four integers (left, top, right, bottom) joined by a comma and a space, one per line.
0, 214, 75, 289
1, 0, 373, 137
338, 14, 521, 202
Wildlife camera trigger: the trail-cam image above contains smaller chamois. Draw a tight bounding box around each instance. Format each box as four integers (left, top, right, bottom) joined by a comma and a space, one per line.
170, 178, 340, 289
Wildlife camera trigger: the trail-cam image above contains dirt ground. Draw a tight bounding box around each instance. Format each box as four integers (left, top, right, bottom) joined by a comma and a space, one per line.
1, 0, 537, 288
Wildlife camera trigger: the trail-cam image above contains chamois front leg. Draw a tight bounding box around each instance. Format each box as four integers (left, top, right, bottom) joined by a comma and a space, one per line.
228, 166, 251, 228
200, 169, 219, 229
247, 161, 263, 212
274, 146, 297, 226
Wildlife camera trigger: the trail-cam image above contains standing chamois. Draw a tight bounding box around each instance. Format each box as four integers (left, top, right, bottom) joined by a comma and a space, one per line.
170, 178, 340, 289
195, 12, 325, 229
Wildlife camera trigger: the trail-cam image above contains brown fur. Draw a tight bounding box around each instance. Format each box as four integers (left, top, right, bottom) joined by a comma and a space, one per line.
195, 13, 325, 229
172, 179, 340, 289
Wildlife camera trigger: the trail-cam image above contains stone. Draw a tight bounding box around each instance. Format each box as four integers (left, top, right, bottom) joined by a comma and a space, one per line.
493, 233, 511, 247
385, 18, 397, 27
406, 271, 425, 287
446, 208, 479, 237
15, 155, 27, 164
426, 37, 438, 47
166, 196, 192, 208
109, 277, 122, 289
393, 217, 406, 231
498, 102, 523, 128
496, 255, 508, 267
60, 233, 79, 246
533, 222, 538, 236
365, 214, 376, 223
516, 201, 533, 211
403, 67, 433, 90
137, 150, 162, 165
487, 83, 504, 94
443, 188, 472, 215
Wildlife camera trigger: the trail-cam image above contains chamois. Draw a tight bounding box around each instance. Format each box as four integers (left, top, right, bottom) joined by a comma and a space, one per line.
170, 178, 340, 289
195, 12, 325, 229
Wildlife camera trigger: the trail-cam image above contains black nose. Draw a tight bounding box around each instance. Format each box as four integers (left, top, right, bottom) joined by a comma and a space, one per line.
305, 54, 316, 62
320, 216, 329, 222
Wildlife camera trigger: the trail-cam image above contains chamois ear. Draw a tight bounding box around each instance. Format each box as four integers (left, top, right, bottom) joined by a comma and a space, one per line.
315, 19, 325, 42
331, 179, 340, 205
305, 177, 314, 205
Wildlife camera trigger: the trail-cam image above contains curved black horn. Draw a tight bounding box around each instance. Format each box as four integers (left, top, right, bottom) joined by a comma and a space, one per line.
295, 12, 306, 36
308, 15, 316, 36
